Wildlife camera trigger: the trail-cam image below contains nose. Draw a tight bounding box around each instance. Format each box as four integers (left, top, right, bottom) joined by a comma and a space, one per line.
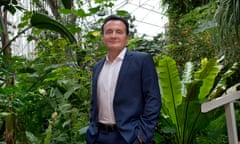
111, 32, 117, 37
108, 33, 117, 40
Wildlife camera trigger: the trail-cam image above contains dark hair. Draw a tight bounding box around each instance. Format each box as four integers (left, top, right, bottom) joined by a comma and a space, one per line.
101, 15, 129, 35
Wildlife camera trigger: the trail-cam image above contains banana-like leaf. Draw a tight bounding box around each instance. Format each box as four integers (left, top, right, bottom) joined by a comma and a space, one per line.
194, 58, 220, 100
181, 62, 194, 97
176, 100, 210, 144
209, 62, 238, 99
157, 57, 182, 126
185, 79, 202, 101
156, 57, 229, 144
182, 62, 194, 83
30, 13, 76, 44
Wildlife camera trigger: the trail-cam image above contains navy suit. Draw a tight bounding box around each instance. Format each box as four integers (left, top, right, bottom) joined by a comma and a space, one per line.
86, 50, 161, 144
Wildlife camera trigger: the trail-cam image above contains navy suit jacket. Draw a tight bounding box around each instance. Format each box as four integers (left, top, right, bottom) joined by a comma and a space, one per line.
86, 50, 161, 144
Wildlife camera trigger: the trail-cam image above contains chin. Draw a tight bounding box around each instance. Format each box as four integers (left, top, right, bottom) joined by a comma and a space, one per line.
109, 47, 124, 51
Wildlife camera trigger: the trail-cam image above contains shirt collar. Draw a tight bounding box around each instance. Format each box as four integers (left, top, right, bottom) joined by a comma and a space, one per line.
106, 48, 127, 62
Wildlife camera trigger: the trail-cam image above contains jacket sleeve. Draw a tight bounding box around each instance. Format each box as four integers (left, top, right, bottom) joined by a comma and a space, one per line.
138, 54, 161, 143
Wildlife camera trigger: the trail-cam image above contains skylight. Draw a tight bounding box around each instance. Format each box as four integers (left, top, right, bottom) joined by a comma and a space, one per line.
112, 0, 168, 38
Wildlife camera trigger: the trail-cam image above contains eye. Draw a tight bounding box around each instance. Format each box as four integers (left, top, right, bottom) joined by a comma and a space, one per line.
116, 30, 123, 34
105, 30, 113, 35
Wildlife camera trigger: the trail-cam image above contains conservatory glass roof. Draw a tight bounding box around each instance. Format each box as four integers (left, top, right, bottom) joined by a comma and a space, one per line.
10, 0, 168, 56
111, 0, 168, 38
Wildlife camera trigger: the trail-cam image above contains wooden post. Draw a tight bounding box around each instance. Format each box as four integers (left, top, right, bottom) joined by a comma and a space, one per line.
225, 102, 238, 144
201, 91, 240, 144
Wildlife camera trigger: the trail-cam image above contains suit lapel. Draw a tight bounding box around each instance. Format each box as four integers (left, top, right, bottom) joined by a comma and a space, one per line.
94, 59, 105, 80
93, 50, 133, 99
115, 50, 133, 92
93, 58, 105, 98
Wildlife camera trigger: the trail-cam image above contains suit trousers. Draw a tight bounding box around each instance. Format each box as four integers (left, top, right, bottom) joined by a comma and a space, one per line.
94, 128, 140, 144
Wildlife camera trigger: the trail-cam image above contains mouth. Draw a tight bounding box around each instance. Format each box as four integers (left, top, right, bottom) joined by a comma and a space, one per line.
108, 41, 120, 45
109, 40, 119, 43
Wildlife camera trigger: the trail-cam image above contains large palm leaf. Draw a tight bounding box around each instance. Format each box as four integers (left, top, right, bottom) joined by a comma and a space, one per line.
30, 13, 77, 44
158, 57, 182, 127
30, 12, 85, 66
215, 0, 240, 40
194, 58, 220, 100
156, 57, 224, 144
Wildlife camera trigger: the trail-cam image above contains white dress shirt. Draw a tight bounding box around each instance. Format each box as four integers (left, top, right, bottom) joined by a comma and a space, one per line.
97, 48, 126, 124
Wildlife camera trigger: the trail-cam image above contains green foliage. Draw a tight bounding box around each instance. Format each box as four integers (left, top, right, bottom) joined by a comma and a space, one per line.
0, 54, 91, 143
61, 0, 72, 9
214, 0, 240, 64
195, 58, 220, 100
155, 56, 236, 144
1, 0, 115, 143
30, 13, 77, 44
0, 0, 24, 15
161, 0, 211, 17
163, 2, 221, 71
1, 0, 240, 143
215, 0, 240, 40
196, 114, 228, 144
131, 33, 166, 56
158, 57, 182, 126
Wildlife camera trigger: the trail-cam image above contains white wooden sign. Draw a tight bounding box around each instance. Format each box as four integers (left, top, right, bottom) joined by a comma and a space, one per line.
201, 91, 240, 144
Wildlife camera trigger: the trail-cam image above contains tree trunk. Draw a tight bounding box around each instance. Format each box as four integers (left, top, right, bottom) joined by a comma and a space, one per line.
0, 7, 16, 144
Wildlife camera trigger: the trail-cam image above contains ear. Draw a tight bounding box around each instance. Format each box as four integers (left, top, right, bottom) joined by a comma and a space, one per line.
126, 34, 130, 41
127, 34, 130, 39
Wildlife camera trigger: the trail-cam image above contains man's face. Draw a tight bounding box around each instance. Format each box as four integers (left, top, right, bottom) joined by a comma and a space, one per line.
102, 20, 129, 52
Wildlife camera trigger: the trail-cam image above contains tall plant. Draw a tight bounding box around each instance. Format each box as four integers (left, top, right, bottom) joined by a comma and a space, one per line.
162, 1, 220, 71
156, 56, 237, 143
0, 0, 24, 143
161, 0, 211, 17
0, 11, 89, 143
214, 0, 240, 64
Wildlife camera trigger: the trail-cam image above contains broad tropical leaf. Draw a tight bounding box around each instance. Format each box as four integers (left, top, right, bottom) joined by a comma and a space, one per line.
181, 62, 194, 97
209, 62, 238, 99
215, 0, 240, 40
30, 13, 77, 44
157, 57, 182, 126
177, 100, 210, 144
156, 56, 227, 144
194, 58, 220, 100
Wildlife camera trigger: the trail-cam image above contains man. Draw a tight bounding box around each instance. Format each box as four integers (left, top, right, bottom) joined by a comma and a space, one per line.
85, 14, 161, 144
